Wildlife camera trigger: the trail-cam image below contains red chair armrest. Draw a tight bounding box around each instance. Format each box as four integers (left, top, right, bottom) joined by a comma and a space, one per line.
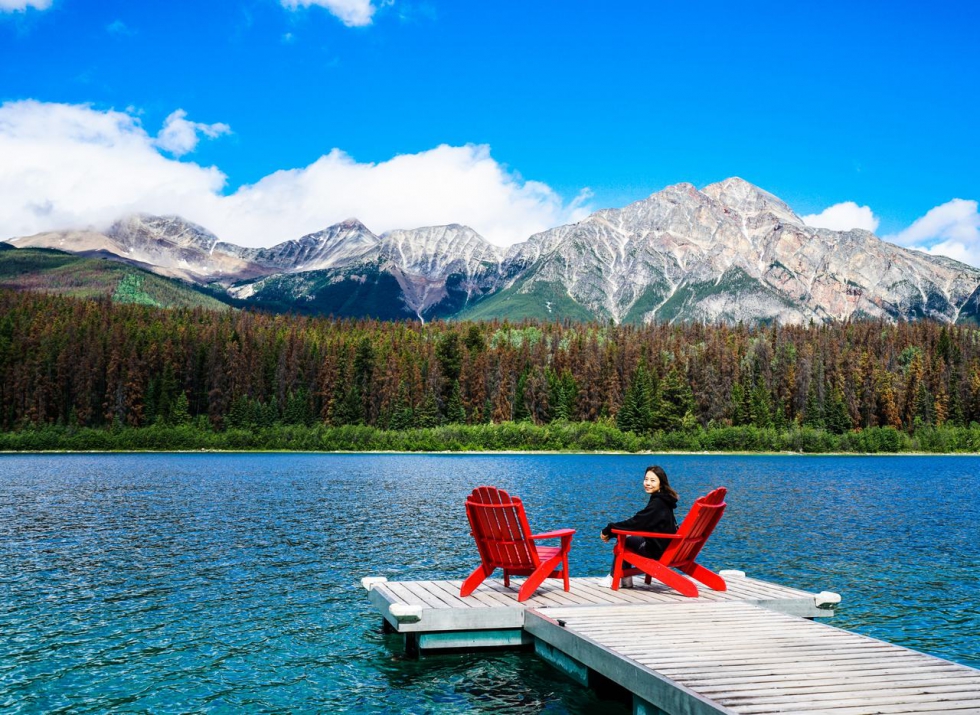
610, 529, 682, 539
530, 528, 576, 540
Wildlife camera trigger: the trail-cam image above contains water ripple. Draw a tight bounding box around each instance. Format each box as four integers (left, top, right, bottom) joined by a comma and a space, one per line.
1, 453, 977, 712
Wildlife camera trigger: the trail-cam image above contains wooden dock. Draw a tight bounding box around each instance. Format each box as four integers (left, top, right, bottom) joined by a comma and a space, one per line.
528, 602, 980, 714
364, 572, 980, 713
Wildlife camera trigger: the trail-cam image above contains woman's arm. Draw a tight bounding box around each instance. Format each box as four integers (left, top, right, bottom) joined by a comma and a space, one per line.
601, 499, 672, 537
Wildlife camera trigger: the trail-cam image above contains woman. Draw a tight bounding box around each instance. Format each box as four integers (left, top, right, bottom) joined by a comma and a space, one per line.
599, 465, 679, 588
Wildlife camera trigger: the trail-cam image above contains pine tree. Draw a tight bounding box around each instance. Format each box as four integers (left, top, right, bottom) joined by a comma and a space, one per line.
546, 369, 578, 422
803, 383, 824, 429
749, 380, 773, 428
513, 371, 531, 422
414, 391, 440, 428
617, 363, 654, 433
653, 367, 692, 432
824, 387, 852, 434
283, 389, 313, 426
171, 391, 192, 426
445, 380, 467, 424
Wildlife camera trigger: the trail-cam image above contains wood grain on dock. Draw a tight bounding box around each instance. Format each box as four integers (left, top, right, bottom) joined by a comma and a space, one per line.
365, 574, 980, 713
526, 601, 980, 714
366, 573, 837, 633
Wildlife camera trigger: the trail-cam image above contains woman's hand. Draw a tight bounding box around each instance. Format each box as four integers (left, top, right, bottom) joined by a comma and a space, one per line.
600, 531, 610, 543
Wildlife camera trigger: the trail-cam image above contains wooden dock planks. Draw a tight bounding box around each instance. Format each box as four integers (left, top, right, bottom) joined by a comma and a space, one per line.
525, 601, 980, 715
366, 574, 979, 713
366, 574, 837, 634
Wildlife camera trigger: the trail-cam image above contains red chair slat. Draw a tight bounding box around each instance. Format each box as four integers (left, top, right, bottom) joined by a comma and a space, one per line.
460, 486, 575, 602
612, 487, 728, 598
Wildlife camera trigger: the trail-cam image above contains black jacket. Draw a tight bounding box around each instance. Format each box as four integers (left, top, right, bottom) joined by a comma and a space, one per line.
602, 492, 679, 559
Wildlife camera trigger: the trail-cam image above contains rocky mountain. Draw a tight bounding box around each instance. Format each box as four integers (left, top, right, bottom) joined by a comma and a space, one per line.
10, 215, 269, 285
7, 178, 980, 325
467, 178, 980, 324
0, 246, 232, 311
222, 219, 381, 272
227, 223, 504, 320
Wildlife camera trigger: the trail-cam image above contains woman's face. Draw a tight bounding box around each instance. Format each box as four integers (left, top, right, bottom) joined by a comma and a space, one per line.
643, 471, 661, 494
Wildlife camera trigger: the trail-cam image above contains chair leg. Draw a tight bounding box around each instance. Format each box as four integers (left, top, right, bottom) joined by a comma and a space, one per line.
562, 555, 570, 592
611, 551, 625, 591
504, 571, 510, 588
460, 563, 494, 597
623, 553, 700, 597
518, 553, 563, 602
645, 560, 699, 597
680, 562, 727, 591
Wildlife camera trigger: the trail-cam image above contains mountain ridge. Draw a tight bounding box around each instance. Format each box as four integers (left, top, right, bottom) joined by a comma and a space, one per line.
8, 178, 980, 325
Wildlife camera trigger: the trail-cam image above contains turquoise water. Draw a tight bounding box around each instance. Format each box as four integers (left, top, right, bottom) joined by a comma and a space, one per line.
1, 454, 978, 713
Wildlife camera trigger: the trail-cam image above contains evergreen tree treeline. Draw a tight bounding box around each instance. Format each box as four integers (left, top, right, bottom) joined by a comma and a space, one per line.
3, 290, 980, 438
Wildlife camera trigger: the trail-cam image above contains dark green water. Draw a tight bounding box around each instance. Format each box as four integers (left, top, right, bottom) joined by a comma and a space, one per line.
1, 454, 977, 713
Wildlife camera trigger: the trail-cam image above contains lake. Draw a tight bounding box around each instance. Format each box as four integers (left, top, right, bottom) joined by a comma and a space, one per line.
1, 454, 978, 713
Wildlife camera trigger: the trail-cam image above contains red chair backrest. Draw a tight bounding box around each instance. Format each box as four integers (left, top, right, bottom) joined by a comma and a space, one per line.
660, 487, 727, 568
465, 486, 538, 570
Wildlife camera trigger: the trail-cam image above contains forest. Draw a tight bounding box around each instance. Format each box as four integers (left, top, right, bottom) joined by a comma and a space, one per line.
2, 289, 980, 452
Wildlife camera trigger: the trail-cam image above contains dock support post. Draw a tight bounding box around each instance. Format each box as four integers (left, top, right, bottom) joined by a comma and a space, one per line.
633, 696, 667, 715
404, 633, 419, 659
533, 637, 590, 687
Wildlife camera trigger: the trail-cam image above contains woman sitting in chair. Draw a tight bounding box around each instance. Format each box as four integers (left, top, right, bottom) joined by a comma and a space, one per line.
599, 465, 678, 588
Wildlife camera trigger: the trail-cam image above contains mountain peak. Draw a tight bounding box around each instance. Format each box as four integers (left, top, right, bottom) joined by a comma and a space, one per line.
702, 177, 801, 225
107, 213, 220, 253
381, 224, 502, 274
245, 219, 380, 272
335, 218, 369, 231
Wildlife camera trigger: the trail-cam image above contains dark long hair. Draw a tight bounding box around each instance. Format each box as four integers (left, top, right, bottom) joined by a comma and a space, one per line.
646, 465, 679, 501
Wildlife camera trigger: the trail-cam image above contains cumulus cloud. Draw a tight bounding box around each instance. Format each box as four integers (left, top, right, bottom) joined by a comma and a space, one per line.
884, 199, 980, 268
802, 201, 880, 233
0, 0, 51, 11
155, 109, 231, 157
0, 101, 227, 240
280, 0, 378, 27
0, 100, 591, 248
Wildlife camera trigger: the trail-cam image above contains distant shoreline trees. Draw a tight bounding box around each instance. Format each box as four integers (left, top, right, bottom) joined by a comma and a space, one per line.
2, 289, 980, 451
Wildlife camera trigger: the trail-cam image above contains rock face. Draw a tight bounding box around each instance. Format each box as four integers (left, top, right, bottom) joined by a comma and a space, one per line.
227, 224, 504, 320
11, 215, 267, 284
8, 178, 980, 324
224, 219, 381, 273
483, 178, 980, 324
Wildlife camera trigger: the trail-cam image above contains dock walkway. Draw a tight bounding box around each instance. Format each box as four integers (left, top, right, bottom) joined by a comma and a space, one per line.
364, 573, 980, 714
528, 601, 980, 714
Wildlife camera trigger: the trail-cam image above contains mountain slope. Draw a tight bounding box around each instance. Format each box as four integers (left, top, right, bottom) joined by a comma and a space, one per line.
6, 178, 980, 325
10, 215, 272, 285
0, 247, 233, 310
487, 178, 980, 324
230, 224, 504, 320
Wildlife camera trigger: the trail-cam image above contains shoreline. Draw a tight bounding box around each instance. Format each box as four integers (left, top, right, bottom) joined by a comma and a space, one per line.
3, 421, 979, 455
3, 449, 980, 456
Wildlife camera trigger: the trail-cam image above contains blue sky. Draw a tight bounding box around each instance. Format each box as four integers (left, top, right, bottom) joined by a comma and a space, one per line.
2, 0, 979, 260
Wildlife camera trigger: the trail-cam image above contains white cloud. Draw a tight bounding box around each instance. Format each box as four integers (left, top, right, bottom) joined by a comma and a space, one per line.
0, 100, 591, 248
884, 199, 980, 268
106, 19, 134, 36
0, 0, 51, 11
155, 109, 231, 157
0, 101, 227, 240
802, 201, 880, 233
280, 0, 378, 27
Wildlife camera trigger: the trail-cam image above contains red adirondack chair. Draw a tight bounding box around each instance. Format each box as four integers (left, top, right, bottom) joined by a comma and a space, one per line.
460, 486, 575, 602
611, 486, 727, 597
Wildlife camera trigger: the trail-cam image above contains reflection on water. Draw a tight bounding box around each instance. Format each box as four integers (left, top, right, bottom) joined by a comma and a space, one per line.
1, 453, 977, 713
